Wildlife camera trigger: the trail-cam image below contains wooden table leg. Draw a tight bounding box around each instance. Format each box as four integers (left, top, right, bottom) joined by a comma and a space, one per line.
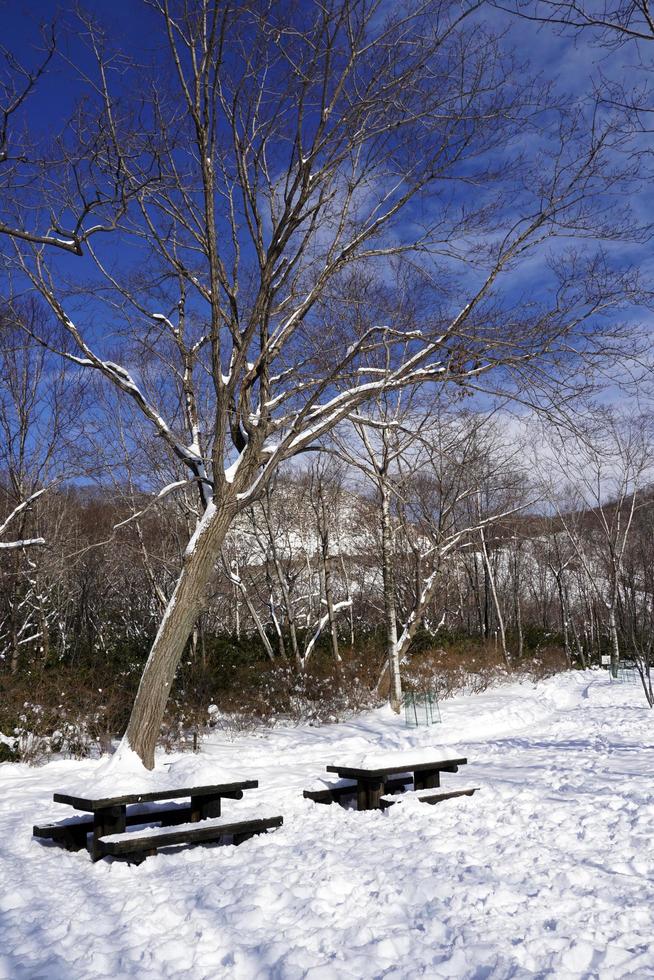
91, 805, 126, 862
414, 769, 440, 791
358, 777, 385, 810
190, 793, 221, 821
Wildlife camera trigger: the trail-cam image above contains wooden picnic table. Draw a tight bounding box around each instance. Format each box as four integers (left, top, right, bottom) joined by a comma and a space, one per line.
325, 755, 468, 810
37, 779, 259, 861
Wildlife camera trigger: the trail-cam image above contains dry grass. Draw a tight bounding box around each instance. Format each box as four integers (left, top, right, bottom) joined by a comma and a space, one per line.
0, 640, 571, 761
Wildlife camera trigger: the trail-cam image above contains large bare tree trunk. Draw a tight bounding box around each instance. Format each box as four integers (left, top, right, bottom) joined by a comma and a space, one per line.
123, 501, 233, 768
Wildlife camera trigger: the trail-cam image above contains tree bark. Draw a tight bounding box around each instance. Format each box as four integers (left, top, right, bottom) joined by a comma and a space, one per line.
123, 500, 233, 768
608, 604, 620, 678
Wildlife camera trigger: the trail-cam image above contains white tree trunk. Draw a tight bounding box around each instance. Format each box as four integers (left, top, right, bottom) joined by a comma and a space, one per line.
608, 604, 620, 677
381, 483, 402, 712
479, 523, 509, 666
319, 491, 341, 664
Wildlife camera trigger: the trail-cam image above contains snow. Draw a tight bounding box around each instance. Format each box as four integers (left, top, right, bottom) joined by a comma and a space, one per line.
225, 452, 244, 484
56, 739, 249, 801
0, 537, 46, 550
183, 500, 216, 559
0, 488, 48, 537
150, 313, 174, 329
2, 671, 654, 978
349, 748, 466, 770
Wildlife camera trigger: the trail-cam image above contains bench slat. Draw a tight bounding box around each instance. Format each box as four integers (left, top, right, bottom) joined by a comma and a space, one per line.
303, 775, 410, 804
98, 814, 283, 858
380, 787, 479, 809
326, 757, 467, 779
303, 780, 356, 803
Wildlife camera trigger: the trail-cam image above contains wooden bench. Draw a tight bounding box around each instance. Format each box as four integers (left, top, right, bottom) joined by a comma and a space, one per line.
33, 801, 194, 851
97, 813, 284, 864
303, 775, 409, 805
379, 786, 479, 810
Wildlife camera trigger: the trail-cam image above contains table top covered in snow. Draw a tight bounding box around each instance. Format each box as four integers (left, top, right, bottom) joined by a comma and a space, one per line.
53, 779, 258, 812
326, 753, 467, 779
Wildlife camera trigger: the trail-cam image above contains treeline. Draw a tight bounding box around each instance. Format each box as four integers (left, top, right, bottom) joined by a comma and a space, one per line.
2, 407, 653, 760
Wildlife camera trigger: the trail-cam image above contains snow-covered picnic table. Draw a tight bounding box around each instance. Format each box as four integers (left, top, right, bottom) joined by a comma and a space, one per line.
323, 751, 470, 810
33, 779, 283, 862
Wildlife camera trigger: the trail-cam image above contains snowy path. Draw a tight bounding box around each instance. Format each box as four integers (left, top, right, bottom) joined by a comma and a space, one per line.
1, 671, 652, 979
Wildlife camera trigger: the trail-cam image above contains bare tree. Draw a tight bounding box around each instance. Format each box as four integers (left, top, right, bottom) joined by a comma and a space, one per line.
336, 396, 530, 706
335, 387, 428, 711
1, 1, 640, 765
496, 1, 654, 43
0, 300, 86, 669
619, 498, 654, 706
535, 412, 652, 677
0, 23, 68, 253
307, 460, 349, 667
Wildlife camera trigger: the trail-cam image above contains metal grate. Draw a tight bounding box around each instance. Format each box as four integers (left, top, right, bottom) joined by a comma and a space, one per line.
613, 662, 639, 684
404, 691, 442, 727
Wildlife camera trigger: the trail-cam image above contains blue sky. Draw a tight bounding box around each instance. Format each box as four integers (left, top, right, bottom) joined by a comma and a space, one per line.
2, 0, 162, 136
2, 0, 652, 480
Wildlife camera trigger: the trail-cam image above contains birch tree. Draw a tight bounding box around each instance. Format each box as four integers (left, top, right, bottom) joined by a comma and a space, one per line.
2, 0, 640, 766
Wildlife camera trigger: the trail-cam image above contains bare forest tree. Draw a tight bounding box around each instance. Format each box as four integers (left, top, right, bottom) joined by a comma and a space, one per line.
619, 496, 654, 706
0, 301, 86, 669
534, 412, 653, 685
336, 397, 533, 707
1, 1, 642, 765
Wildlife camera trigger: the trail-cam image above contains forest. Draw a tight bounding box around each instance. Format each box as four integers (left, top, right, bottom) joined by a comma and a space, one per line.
2, 365, 652, 763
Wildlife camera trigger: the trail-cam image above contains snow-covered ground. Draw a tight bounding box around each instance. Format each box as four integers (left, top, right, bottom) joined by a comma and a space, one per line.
1, 671, 652, 979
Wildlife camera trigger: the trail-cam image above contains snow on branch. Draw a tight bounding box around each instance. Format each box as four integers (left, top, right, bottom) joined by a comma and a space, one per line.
302, 600, 352, 666
0, 537, 46, 551
0, 488, 47, 538
21, 274, 210, 484
0, 223, 83, 254
112, 480, 191, 531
